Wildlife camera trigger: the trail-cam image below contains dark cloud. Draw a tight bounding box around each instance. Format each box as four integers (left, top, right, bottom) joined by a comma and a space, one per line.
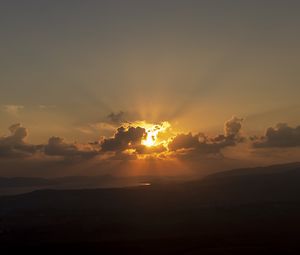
105, 111, 145, 126
253, 123, 300, 148
100, 123, 169, 156
44, 136, 99, 158
107, 111, 126, 126
168, 133, 200, 151
224, 116, 243, 138
101, 126, 146, 152
0, 124, 38, 158
169, 116, 244, 155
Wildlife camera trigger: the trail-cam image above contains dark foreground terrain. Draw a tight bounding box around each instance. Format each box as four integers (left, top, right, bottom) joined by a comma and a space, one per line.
1, 162, 300, 254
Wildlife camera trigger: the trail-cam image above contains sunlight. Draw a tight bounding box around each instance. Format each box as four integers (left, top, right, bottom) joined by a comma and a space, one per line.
142, 129, 158, 147
140, 121, 171, 147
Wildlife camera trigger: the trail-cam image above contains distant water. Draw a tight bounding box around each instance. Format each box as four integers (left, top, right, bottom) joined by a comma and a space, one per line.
139, 182, 151, 186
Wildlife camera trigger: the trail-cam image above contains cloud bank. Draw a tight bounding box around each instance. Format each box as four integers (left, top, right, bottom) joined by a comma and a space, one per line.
0, 124, 38, 158
169, 116, 244, 155
1, 116, 300, 177
45, 136, 99, 158
253, 123, 300, 148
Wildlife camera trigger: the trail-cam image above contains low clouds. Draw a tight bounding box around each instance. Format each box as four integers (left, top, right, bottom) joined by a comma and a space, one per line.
101, 126, 146, 152
225, 116, 243, 138
0, 117, 246, 161
45, 136, 99, 158
253, 123, 300, 148
0, 124, 99, 159
0, 124, 37, 158
1, 116, 300, 174
169, 116, 244, 155
168, 133, 200, 151
100, 122, 171, 156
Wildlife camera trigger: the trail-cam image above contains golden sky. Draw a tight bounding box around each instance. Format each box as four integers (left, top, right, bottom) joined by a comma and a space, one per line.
0, 1, 300, 177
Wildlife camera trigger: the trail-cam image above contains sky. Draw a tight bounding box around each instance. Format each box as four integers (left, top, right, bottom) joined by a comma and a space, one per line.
0, 1, 300, 178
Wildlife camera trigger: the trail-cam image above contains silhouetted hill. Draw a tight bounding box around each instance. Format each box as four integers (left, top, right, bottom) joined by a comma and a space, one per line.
1, 162, 300, 254
204, 161, 300, 179
0, 174, 185, 196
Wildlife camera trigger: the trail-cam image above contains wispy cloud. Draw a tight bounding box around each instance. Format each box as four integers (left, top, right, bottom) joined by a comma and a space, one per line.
3, 105, 24, 115
38, 105, 56, 110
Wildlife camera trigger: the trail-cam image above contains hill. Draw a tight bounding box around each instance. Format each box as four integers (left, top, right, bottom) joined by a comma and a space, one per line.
1, 162, 300, 254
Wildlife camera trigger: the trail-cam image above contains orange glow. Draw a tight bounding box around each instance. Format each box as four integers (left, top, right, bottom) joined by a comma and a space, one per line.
142, 131, 156, 147
140, 121, 171, 147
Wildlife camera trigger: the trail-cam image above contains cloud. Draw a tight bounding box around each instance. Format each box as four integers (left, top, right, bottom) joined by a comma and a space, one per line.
105, 111, 144, 127
168, 133, 200, 151
38, 105, 56, 110
2, 117, 300, 177
44, 136, 99, 158
107, 111, 126, 126
0, 117, 244, 162
101, 126, 146, 152
0, 123, 100, 160
253, 123, 300, 148
7, 116, 300, 170
0, 124, 38, 158
169, 116, 244, 155
76, 111, 139, 136
224, 116, 243, 138
99, 117, 244, 158
3, 105, 24, 115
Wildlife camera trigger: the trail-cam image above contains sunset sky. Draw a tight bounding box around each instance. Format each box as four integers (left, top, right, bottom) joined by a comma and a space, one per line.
1, 1, 300, 177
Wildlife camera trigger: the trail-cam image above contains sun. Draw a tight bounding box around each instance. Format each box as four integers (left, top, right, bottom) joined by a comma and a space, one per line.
142, 130, 158, 147
139, 121, 171, 147
125, 121, 171, 148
